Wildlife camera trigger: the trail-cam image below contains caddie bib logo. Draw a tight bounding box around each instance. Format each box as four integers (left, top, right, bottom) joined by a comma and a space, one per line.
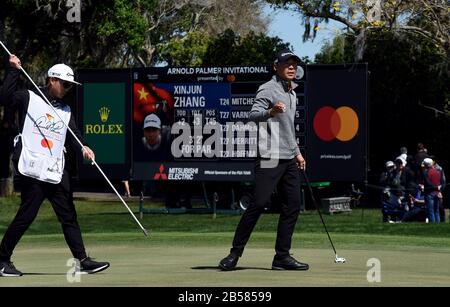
17, 91, 71, 183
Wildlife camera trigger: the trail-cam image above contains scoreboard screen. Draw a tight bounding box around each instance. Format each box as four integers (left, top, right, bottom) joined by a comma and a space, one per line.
131, 66, 306, 181
77, 64, 367, 183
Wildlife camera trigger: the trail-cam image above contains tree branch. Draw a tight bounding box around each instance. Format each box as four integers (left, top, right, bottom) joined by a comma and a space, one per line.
419, 0, 445, 38
395, 25, 437, 42
300, 6, 360, 33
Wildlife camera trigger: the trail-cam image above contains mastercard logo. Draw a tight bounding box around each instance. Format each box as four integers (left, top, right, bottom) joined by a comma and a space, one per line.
313, 106, 359, 142
227, 75, 236, 82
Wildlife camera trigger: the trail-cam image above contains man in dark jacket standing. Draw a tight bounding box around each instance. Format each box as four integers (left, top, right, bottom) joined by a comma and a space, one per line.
0, 62, 109, 277
219, 49, 308, 271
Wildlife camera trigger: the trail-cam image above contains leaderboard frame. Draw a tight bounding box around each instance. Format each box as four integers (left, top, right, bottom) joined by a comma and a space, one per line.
130, 65, 306, 182
77, 64, 367, 183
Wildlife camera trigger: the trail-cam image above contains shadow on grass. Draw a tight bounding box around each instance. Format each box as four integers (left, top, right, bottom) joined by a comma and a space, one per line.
23, 272, 67, 276
191, 266, 271, 271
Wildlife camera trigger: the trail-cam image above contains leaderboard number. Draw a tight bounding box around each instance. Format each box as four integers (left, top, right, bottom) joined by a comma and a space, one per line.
222, 291, 271, 302
220, 98, 230, 106
220, 111, 230, 119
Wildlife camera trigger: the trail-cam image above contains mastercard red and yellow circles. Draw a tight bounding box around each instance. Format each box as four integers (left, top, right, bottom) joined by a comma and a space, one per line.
313, 106, 359, 142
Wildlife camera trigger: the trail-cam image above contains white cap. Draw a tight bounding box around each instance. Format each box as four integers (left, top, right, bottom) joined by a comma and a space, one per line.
385, 161, 394, 168
422, 158, 433, 167
143, 114, 161, 129
47, 64, 81, 85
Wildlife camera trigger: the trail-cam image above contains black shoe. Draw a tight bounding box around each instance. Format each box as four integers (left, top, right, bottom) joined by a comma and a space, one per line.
219, 253, 239, 271
79, 257, 110, 274
0, 261, 23, 277
272, 255, 309, 271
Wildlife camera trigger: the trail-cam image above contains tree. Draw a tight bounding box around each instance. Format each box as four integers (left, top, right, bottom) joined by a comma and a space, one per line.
266, 0, 449, 61
200, 0, 269, 36
157, 0, 271, 66
159, 30, 211, 66
267, 0, 450, 170
202, 29, 291, 66
0, 0, 289, 194
0, 0, 273, 71
314, 29, 449, 174
161, 28, 291, 67
1, 0, 147, 73
314, 34, 355, 63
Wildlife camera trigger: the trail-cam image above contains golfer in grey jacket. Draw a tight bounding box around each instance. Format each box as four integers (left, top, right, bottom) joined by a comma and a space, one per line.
219, 49, 308, 271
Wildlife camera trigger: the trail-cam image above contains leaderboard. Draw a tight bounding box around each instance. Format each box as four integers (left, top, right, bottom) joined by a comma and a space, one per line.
79, 64, 367, 182
132, 66, 307, 162
130, 66, 307, 181
170, 82, 261, 160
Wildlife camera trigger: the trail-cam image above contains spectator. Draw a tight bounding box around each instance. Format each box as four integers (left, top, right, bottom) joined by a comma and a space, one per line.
122, 180, 131, 197
396, 146, 408, 164
414, 143, 429, 174
391, 157, 416, 194
422, 158, 446, 223
432, 159, 447, 222
401, 184, 426, 222
380, 160, 395, 187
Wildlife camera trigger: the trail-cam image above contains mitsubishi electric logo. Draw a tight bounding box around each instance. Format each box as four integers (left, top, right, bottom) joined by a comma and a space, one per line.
154, 165, 168, 180
153, 165, 199, 180
85, 106, 124, 135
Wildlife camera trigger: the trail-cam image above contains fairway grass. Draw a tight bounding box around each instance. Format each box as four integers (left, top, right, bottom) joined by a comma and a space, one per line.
0, 232, 449, 287
1, 197, 450, 287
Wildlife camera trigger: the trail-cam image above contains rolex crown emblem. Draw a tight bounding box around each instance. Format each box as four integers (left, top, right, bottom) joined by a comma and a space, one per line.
99, 107, 110, 123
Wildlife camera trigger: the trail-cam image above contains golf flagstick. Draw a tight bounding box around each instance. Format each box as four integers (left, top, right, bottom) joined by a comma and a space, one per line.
1, 40, 148, 237
301, 169, 345, 264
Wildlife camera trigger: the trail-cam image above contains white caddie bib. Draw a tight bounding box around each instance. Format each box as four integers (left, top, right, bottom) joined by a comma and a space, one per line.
17, 91, 71, 184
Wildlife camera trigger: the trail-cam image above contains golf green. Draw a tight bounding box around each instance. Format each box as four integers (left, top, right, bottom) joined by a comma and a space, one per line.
0, 232, 449, 287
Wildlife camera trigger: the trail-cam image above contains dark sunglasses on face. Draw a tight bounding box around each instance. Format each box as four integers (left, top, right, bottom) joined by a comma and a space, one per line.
280, 61, 298, 69
59, 80, 73, 90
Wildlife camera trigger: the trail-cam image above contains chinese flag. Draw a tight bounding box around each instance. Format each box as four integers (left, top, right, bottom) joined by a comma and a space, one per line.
133, 82, 175, 124
133, 82, 157, 123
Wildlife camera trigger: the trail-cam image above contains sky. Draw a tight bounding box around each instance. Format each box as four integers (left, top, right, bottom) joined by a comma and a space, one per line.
265, 6, 343, 61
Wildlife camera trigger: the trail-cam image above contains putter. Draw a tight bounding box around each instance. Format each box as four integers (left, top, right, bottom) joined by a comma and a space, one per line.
0, 40, 149, 237
301, 170, 346, 264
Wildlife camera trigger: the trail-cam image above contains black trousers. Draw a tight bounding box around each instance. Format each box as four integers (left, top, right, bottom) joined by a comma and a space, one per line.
0, 171, 87, 261
230, 159, 301, 258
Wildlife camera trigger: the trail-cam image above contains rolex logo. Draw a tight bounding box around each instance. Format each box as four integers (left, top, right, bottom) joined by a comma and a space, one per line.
86, 106, 123, 135
99, 107, 110, 123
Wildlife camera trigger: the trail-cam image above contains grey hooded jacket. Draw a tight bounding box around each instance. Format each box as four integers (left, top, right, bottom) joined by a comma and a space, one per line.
249, 75, 300, 160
